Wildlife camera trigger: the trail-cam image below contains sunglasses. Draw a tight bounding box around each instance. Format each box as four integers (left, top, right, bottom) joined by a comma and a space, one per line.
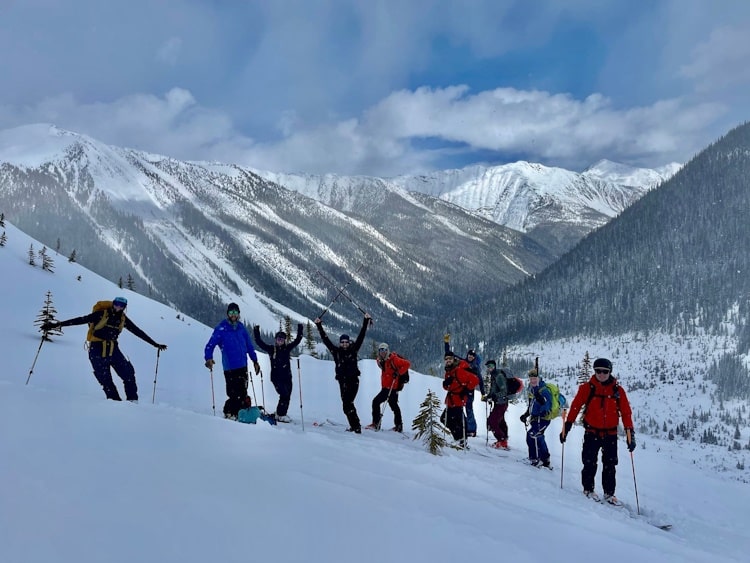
594, 369, 611, 374
227, 310, 240, 315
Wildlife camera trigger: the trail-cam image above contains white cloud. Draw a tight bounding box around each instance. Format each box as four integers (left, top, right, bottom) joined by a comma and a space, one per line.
679, 25, 750, 94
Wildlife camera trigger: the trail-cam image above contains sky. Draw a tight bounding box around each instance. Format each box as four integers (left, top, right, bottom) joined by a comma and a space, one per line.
1, 1, 748, 177
1, 220, 749, 563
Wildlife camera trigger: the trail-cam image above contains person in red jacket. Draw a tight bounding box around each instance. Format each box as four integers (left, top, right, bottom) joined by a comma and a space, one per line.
366, 343, 411, 432
442, 351, 480, 448
559, 358, 635, 505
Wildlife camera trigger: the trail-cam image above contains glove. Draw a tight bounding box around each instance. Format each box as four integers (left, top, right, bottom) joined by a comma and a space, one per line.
443, 333, 450, 343
480, 395, 488, 402
156, 344, 167, 352
442, 376, 455, 390
626, 430, 636, 452
559, 421, 573, 443
520, 412, 529, 424
205, 359, 215, 369
41, 322, 59, 332
253, 361, 261, 375
534, 391, 546, 404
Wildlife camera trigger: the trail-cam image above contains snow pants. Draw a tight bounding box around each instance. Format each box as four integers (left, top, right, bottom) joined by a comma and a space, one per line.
371, 387, 402, 430
526, 417, 551, 463
271, 374, 292, 417
88, 341, 137, 401
487, 401, 509, 441
223, 367, 249, 419
338, 376, 361, 432
581, 431, 619, 496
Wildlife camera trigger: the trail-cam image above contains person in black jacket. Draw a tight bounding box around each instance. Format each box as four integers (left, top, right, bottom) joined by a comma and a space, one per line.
41, 296, 166, 402
314, 314, 371, 433
253, 323, 303, 422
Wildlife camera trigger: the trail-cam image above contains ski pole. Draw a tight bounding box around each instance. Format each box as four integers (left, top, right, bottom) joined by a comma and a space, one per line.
249, 370, 258, 406
209, 366, 216, 416
560, 407, 568, 488
627, 429, 640, 515
296, 358, 305, 431
259, 367, 266, 409
151, 349, 161, 404
25, 334, 47, 385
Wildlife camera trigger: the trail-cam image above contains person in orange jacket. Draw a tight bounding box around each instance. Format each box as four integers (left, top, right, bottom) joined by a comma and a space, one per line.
559, 358, 635, 505
442, 350, 480, 448
367, 343, 411, 432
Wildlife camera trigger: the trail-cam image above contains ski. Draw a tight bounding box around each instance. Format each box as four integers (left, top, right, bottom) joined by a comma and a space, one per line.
591, 493, 673, 531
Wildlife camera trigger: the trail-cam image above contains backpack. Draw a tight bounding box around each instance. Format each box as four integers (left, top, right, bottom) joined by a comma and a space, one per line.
541, 382, 567, 420
499, 368, 524, 400
86, 301, 126, 342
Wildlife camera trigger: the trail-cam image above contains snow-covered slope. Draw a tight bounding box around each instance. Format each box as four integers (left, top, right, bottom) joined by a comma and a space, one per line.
1, 220, 747, 563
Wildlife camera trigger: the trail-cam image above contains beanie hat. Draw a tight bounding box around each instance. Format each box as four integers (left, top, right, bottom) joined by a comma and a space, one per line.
467, 349, 477, 356
227, 302, 240, 315
593, 358, 613, 371
485, 360, 496, 367
275, 331, 286, 340
527, 369, 539, 377
444, 350, 455, 359
112, 296, 128, 308
339, 334, 350, 343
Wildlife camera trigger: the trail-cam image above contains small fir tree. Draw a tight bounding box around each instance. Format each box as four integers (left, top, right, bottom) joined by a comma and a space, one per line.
28, 244, 36, 266
126, 273, 136, 291
36, 291, 63, 341
118, 276, 123, 289
55, 238, 61, 255
578, 351, 592, 385
68, 249, 77, 263
0, 212, 4, 227
412, 390, 454, 455
304, 321, 318, 357
0, 231, 6, 247
40, 247, 55, 272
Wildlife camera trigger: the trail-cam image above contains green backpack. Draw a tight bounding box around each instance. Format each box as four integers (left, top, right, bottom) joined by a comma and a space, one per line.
541, 382, 567, 420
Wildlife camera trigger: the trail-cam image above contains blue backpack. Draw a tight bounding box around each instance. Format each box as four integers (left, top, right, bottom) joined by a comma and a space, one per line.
238, 406, 277, 425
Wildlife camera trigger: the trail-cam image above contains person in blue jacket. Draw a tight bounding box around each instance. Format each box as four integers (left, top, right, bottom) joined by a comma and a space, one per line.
204, 302, 260, 420
253, 323, 303, 422
519, 369, 553, 467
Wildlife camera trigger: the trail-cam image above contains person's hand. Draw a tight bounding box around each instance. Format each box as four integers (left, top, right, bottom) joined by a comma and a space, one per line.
156, 344, 167, 352
364, 313, 371, 320
41, 322, 59, 332
253, 361, 261, 375
626, 430, 636, 452
520, 412, 529, 424
205, 359, 215, 369
442, 376, 455, 390
443, 333, 450, 343
314, 317, 322, 325
480, 395, 488, 402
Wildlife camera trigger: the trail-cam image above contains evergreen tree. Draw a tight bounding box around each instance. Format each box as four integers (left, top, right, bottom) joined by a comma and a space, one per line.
126, 273, 136, 291
304, 321, 318, 357
0, 212, 4, 227
36, 291, 63, 341
284, 315, 292, 342
0, 231, 6, 247
411, 390, 454, 455
40, 246, 55, 272
68, 249, 77, 263
28, 244, 35, 266
578, 351, 591, 385
55, 238, 61, 255
118, 276, 123, 289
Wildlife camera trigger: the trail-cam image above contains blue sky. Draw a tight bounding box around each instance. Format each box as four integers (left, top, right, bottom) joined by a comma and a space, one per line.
1, 0, 748, 176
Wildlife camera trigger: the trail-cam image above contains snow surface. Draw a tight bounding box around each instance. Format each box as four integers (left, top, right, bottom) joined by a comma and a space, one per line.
1, 221, 748, 563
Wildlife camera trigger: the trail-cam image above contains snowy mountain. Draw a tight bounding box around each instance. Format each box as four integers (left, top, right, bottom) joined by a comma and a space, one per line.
1, 220, 748, 563
0, 124, 554, 344
255, 159, 679, 255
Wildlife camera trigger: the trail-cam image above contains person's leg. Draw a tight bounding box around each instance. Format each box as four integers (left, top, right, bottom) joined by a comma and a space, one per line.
370, 387, 390, 427
581, 432, 602, 493
88, 345, 121, 401
273, 376, 292, 417
109, 346, 138, 401
601, 434, 620, 496
224, 367, 248, 419
464, 390, 477, 435
387, 390, 402, 431
340, 378, 361, 432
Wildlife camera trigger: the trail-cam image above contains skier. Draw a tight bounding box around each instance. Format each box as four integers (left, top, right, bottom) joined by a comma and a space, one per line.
520, 369, 553, 467
252, 323, 303, 422
559, 358, 635, 504
482, 359, 510, 449
366, 343, 410, 432
204, 303, 261, 421
444, 334, 481, 437
40, 296, 166, 402
442, 351, 480, 448
314, 313, 371, 433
